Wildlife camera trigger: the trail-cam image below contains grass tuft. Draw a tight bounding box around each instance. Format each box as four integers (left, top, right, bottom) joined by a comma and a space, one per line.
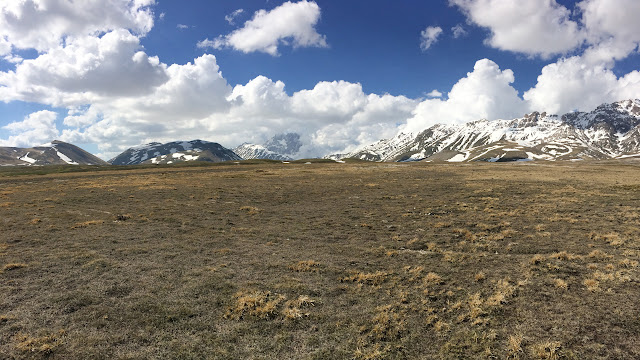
289, 260, 321, 273
3, 263, 27, 271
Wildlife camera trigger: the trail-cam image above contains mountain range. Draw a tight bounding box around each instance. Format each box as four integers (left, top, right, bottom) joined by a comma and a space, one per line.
329, 99, 640, 162
1, 99, 639, 166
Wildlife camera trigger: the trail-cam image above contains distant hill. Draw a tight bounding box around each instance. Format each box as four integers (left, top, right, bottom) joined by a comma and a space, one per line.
109, 140, 242, 165
233, 133, 302, 161
0, 140, 108, 166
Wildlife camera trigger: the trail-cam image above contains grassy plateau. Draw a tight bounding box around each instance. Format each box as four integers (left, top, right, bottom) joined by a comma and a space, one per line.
0, 161, 639, 359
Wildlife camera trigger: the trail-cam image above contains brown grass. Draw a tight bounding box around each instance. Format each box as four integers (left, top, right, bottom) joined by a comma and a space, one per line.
342, 271, 389, 286
0, 161, 639, 358
70, 220, 104, 229
3, 263, 27, 271
288, 260, 321, 273
507, 333, 524, 358
224, 290, 286, 320
15, 330, 65, 356
529, 341, 563, 360
553, 278, 568, 290
583, 278, 600, 292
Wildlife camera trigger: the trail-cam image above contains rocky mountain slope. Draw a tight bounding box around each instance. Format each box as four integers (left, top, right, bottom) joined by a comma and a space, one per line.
109, 140, 242, 165
0, 140, 108, 166
233, 133, 303, 161
331, 99, 640, 162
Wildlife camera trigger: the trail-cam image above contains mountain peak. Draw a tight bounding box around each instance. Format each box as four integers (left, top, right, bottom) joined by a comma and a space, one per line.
0, 141, 108, 166
233, 133, 302, 161
109, 139, 241, 165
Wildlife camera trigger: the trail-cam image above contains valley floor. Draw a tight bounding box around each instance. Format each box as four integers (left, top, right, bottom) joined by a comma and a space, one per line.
1, 161, 639, 359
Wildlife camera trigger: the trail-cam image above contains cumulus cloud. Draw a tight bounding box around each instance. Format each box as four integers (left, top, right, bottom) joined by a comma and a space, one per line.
517, 0, 640, 114
60, 54, 232, 151
0, 29, 168, 106
523, 55, 640, 115
225, 9, 244, 25
405, 59, 526, 133
426, 90, 443, 98
0, 0, 155, 53
451, 24, 467, 39
579, 0, 640, 66
0, 110, 59, 147
420, 26, 443, 51
198, 0, 327, 56
0, 36, 10, 56
450, 0, 583, 58
57, 65, 416, 159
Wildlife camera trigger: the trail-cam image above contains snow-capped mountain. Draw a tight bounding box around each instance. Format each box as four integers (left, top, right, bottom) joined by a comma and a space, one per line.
109, 140, 242, 165
0, 140, 108, 166
233, 133, 302, 160
331, 100, 640, 162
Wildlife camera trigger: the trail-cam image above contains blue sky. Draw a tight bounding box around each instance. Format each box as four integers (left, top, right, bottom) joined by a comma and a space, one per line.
145, 0, 540, 97
0, 0, 639, 158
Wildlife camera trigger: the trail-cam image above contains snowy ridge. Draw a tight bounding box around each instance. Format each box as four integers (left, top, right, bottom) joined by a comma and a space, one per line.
110, 140, 241, 165
233, 133, 302, 161
335, 100, 640, 162
234, 143, 293, 161
0, 140, 107, 166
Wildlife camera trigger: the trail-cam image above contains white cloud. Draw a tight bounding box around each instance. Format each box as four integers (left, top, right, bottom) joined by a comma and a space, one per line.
199, 0, 327, 56
405, 59, 526, 133
3, 54, 22, 63
420, 26, 443, 51
177, 24, 189, 30
426, 90, 443, 98
56, 64, 416, 159
580, 0, 640, 45
451, 24, 467, 39
0, 0, 155, 53
225, 9, 244, 25
212, 77, 416, 157
450, 0, 583, 58
523, 55, 639, 115
0, 29, 168, 106
579, 0, 640, 66
0, 36, 10, 56
617, 71, 640, 102
0, 110, 59, 147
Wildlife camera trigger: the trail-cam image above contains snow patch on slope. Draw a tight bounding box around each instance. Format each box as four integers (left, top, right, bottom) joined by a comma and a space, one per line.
19, 152, 37, 164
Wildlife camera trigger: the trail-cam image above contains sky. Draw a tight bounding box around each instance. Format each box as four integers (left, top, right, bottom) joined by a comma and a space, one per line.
0, 0, 639, 159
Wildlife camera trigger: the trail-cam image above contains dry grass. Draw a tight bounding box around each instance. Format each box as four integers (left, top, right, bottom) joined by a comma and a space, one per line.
3, 263, 28, 271
224, 290, 286, 320
529, 341, 563, 360
507, 333, 524, 358
239, 205, 261, 215
553, 278, 568, 290
288, 260, 321, 273
583, 278, 600, 292
342, 271, 389, 286
0, 161, 639, 358
15, 330, 65, 356
70, 220, 104, 229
